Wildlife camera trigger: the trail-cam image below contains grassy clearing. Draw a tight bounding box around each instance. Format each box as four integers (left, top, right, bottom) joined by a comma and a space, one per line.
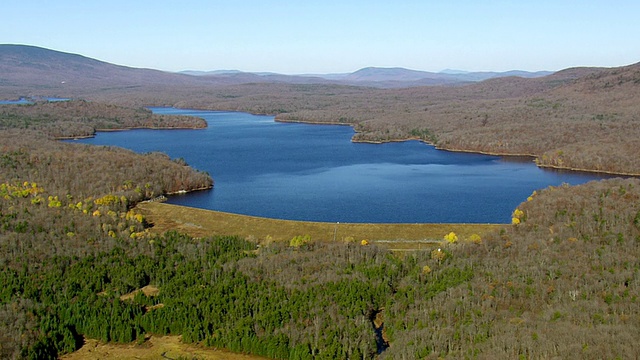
119, 285, 160, 301
60, 335, 268, 360
135, 202, 503, 250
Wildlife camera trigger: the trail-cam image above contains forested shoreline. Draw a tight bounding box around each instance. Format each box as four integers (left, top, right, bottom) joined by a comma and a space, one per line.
0, 100, 206, 139
157, 63, 640, 176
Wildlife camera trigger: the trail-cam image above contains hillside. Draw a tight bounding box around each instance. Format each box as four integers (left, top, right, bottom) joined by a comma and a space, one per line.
0, 44, 550, 95
180, 66, 552, 88
2, 45, 639, 174
0, 44, 226, 100
0, 100, 206, 138
0, 44, 174, 84
1, 109, 639, 359
1, 113, 639, 358
333, 67, 552, 87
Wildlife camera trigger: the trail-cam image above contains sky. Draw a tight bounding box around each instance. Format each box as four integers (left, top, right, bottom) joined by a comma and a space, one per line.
3, 1, 640, 74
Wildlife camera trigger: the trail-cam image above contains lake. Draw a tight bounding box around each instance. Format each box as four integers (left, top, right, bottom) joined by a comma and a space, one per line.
0, 97, 70, 104
68, 108, 611, 223
0, 98, 32, 104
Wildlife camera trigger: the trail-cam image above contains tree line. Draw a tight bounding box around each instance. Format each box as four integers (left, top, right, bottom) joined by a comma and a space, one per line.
0, 100, 206, 139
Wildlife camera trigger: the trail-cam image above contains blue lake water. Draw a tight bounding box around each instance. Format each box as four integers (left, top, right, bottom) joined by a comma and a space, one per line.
67, 108, 611, 223
0, 98, 32, 104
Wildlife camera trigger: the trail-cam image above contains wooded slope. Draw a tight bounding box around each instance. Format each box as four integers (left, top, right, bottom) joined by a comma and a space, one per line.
1, 129, 638, 359
0, 100, 206, 138
0, 90, 638, 359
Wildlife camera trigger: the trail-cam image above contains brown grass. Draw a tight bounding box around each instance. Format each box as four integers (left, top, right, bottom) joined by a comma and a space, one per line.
60, 335, 269, 360
119, 285, 160, 301
135, 202, 501, 249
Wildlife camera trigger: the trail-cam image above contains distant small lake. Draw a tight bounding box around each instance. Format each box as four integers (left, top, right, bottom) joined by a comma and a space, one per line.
0, 97, 70, 104
68, 108, 612, 223
0, 98, 32, 104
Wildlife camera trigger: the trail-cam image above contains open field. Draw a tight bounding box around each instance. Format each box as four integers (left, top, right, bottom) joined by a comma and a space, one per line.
135, 202, 502, 250
60, 335, 269, 360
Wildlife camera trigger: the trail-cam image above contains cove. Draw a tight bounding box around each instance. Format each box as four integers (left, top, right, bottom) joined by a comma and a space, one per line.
67, 108, 611, 223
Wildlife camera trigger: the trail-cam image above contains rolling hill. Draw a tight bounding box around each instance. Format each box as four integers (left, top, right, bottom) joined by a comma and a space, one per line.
0, 44, 206, 88
0, 44, 552, 97
2, 44, 639, 175
179, 65, 552, 88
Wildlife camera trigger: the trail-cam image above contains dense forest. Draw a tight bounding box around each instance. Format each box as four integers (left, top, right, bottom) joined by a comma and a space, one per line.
1, 100, 639, 359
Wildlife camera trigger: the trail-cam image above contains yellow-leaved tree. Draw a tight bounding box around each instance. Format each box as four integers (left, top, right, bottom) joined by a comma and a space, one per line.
290, 234, 311, 248
512, 208, 525, 225
444, 232, 458, 243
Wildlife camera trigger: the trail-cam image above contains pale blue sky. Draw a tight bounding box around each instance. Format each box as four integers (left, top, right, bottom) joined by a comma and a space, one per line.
3, 1, 639, 73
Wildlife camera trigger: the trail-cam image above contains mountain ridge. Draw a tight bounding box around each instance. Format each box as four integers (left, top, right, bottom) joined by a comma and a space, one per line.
0, 44, 603, 93
179, 64, 554, 87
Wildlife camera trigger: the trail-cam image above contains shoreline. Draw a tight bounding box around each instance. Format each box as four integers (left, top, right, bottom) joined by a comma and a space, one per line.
96, 125, 207, 131
273, 115, 638, 177
274, 117, 354, 127
54, 125, 207, 140
535, 163, 640, 177
165, 184, 213, 195
58, 106, 637, 178
135, 201, 503, 243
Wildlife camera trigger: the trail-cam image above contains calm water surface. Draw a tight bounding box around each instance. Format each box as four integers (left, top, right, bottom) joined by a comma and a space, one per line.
68, 108, 610, 223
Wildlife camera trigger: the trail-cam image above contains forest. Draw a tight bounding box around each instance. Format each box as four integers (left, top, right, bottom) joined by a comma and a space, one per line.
1, 100, 639, 359
0, 100, 206, 139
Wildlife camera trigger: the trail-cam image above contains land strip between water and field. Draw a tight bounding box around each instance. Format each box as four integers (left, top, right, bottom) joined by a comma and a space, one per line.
136, 202, 502, 250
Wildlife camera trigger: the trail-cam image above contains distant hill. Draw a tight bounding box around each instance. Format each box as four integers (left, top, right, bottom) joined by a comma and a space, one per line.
0, 44, 200, 86
179, 65, 553, 88
0, 44, 234, 100
0, 44, 555, 97
179, 69, 244, 76
339, 67, 552, 86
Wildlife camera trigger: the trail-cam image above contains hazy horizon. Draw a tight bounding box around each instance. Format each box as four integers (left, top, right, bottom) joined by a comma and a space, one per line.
3, 1, 640, 74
